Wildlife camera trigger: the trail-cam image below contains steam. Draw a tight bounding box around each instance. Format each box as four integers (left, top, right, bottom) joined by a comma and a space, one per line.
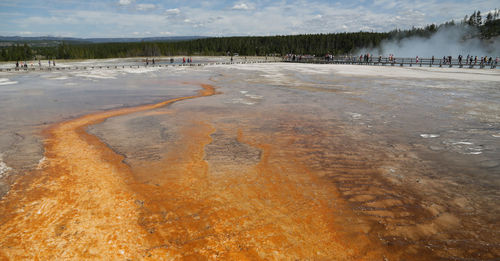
358, 26, 500, 57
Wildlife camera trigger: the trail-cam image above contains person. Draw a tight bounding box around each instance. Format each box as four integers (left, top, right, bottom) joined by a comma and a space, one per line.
416, 56, 419, 63
48, 60, 51, 67
431, 56, 435, 64
16, 61, 19, 68
146, 58, 149, 66
231, 56, 233, 62
183, 57, 186, 63
53, 60, 56, 66
152, 58, 155, 65
38, 60, 41, 67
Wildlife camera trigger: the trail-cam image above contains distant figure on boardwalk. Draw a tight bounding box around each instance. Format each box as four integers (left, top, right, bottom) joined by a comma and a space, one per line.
416, 56, 419, 63
48, 60, 51, 67
152, 58, 155, 65
16, 61, 19, 68
431, 56, 435, 64
183, 57, 186, 63
38, 60, 41, 67
53, 60, 56, 67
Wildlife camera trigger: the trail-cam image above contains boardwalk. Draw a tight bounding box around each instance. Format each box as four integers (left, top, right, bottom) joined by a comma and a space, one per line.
0, 60, 275, 72
2, 57, 498, 72
285, 57, 499, 69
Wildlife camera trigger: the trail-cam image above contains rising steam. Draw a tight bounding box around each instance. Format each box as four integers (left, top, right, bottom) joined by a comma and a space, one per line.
358, 25, 499, 58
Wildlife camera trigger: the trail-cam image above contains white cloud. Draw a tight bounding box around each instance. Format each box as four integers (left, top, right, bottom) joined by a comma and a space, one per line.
118, 0, 132, 6
232, 3, 253, 10
136, 4, 156, 11
165, 8, 180, 15
4, 0, 500, 38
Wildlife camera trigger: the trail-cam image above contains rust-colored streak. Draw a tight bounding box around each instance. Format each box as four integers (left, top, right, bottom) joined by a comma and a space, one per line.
0, 85, 216, 260
0, 82, 387, 260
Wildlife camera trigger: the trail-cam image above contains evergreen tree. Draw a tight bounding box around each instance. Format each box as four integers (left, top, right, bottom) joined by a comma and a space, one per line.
476, 11, 482, 25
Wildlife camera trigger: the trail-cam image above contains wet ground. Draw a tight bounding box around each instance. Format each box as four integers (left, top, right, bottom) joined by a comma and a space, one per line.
0, 61, 499, 260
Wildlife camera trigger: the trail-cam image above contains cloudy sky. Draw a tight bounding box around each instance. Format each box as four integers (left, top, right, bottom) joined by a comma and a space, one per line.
0, 0, 498, 37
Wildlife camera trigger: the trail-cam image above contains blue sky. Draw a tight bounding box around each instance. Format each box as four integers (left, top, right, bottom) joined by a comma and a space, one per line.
0, 0, 498, 37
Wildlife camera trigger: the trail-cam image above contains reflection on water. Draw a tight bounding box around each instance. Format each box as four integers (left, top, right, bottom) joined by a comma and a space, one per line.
0, 61, 499, 259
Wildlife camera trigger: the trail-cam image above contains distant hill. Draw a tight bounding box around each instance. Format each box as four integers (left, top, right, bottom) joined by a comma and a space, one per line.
0, 36, 206, 45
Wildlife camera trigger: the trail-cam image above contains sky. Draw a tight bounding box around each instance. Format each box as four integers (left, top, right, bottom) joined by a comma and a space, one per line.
0, 0, 498, 38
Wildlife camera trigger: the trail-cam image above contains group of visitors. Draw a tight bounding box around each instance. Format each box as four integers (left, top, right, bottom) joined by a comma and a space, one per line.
145, 58, 155, 65
16, 59, 55, 68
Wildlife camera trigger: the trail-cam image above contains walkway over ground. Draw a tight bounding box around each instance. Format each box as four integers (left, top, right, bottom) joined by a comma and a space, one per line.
0, 60, 274, 72
285, 57, 499, 69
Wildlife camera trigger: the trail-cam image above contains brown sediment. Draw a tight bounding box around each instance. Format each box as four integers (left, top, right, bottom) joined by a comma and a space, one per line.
1, 79, 446, 259
0, 80, 392, 260
0, 85, 216, 259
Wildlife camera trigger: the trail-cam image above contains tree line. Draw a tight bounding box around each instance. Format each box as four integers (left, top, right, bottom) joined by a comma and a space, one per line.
1, 9, 498, 62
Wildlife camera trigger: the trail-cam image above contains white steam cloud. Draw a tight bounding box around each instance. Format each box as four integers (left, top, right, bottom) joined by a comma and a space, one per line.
358, 26, 500, 58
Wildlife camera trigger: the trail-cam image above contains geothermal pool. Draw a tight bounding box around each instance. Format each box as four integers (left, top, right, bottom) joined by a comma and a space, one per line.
0, 60, 499, 260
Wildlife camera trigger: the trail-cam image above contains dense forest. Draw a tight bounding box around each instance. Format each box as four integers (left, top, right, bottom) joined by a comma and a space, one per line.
1, 9, 498, 61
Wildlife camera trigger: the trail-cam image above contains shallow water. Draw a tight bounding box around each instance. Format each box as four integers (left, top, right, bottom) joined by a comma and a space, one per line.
0, 61, 499, 260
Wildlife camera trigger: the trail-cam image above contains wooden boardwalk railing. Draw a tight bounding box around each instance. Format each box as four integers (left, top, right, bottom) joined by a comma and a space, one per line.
285, 57, 499, 69
2, 57, 498, 72
0, 60, 275, 72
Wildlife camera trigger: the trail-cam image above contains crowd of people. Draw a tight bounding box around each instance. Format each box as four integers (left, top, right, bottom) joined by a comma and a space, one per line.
12, 54, 499, 69
292, 53, 500, 67
144, 57, 193, 65
13, 57, 201, 69
15, 59, 56, 68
